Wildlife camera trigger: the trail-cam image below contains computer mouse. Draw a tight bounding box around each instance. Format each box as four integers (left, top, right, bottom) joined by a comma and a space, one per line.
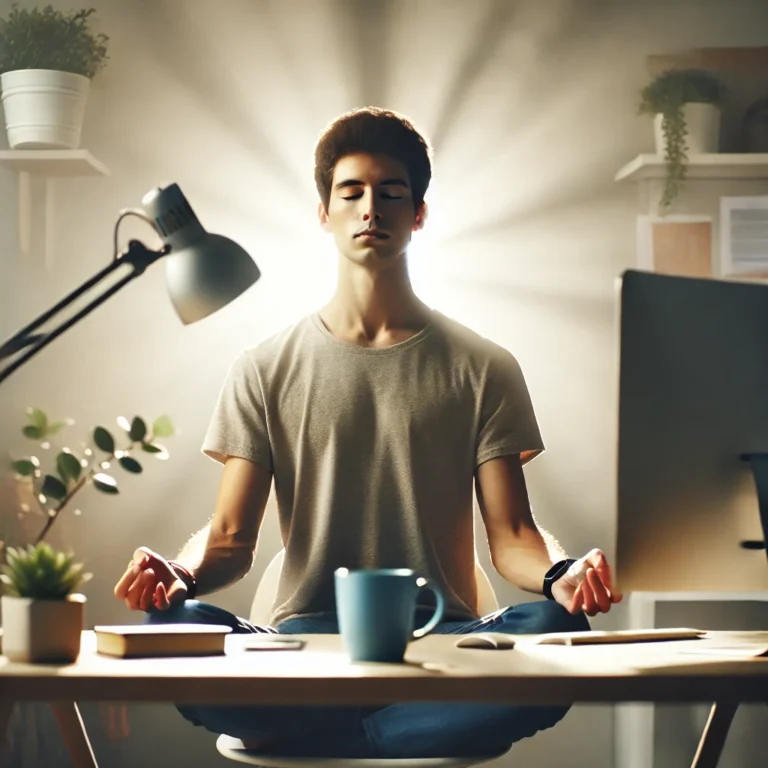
455, 633, 516, 650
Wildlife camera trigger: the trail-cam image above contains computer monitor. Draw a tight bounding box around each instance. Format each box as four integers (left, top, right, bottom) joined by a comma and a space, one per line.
615, 270, 768, 593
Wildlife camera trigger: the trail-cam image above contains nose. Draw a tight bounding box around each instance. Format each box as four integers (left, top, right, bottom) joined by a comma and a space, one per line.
362, 194, 381, 222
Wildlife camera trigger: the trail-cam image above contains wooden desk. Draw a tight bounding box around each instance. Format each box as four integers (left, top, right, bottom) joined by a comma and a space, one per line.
1, 630, 766, 768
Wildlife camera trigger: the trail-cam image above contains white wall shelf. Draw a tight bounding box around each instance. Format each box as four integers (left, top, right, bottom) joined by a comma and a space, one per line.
616, 153, 768, 183
0, 149, 109, 258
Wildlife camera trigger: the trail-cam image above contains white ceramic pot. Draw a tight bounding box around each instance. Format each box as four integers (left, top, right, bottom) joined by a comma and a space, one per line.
0, 69, 90, 149
1, 593, 85, 662
654, 102, 721, 155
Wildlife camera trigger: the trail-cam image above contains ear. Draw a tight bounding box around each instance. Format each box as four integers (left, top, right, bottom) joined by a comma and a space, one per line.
413, 201, 428, 232
318, 201, 332, 233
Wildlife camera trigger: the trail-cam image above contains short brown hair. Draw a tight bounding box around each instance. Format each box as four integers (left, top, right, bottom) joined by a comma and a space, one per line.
314, 106, 432, 212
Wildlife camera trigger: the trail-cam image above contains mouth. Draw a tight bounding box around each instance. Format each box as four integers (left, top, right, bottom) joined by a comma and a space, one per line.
355, 230, 389, 240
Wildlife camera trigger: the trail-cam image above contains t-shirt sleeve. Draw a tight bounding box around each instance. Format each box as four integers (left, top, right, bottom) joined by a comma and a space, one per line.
475, 349, 544, 467
201, 352, 273, 469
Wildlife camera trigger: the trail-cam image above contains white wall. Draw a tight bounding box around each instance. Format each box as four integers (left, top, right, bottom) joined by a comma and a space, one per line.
0, 1, 767, 766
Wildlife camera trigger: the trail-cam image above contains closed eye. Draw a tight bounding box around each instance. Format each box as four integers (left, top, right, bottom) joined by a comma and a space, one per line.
341, 194, 403, 201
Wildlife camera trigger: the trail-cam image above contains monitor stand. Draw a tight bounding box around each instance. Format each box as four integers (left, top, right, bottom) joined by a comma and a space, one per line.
740, 453, 768, 555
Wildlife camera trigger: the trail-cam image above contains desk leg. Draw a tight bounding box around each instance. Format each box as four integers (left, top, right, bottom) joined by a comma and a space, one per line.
51, 702, 99, 768
615, 593, 656, 768
0, 699, 15, 750
689, 701, 738, 768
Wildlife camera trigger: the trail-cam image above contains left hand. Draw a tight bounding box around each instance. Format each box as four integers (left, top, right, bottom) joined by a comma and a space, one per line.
550, 549, 623, 616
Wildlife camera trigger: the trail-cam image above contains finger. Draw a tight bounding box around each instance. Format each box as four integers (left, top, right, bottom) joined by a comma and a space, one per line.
594, 558, 617, 599
585, 549, 607, 572
569, 582, 584, 614
139, 569, 156, 612
166, 577, 188, 606
586, 551, 623, 603
155, 582, 170, 611
132, 547, 153, 568
603, 563, 623, 602
133, 548, 175, 583
587, 568, 612, 613
581, 570, 597, 616
125, 568, 154, 610
114, 562, 141, 599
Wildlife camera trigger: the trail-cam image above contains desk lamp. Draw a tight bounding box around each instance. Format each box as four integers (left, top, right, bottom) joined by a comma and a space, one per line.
0, 183, 260, 383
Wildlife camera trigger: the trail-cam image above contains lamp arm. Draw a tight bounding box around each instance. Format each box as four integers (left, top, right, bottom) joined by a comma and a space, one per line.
0, 240, 169, 385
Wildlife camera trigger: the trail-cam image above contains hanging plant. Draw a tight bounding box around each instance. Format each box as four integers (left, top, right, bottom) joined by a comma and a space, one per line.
638, 68, 726, 211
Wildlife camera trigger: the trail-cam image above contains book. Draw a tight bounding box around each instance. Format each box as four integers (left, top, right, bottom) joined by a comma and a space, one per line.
533, 628, 706, 646
94, 623, 232, 658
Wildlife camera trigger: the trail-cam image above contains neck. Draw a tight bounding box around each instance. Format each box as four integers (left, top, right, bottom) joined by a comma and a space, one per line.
319, 255, 431, 346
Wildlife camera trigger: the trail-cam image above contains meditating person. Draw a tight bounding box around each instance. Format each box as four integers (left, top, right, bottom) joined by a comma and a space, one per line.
114, 106, 620, 758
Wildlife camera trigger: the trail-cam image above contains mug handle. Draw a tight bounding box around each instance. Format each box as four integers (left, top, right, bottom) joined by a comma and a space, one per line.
412, 577, 445, 639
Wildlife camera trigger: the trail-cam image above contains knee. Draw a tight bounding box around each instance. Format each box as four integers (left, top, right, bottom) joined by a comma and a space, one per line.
142, 599, 214, 626
508, 599, 590, 635
536, 600, 591, 634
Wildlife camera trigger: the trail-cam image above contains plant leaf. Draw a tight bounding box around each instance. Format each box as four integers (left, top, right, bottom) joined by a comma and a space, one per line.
56, 451, 82, 484
118, 456, 142, 474
41, 474, 67, 500
152, 415, 174, 438
47, 421, 67, 436
93, 426, 115, 454
92, 473, 119, 494
22, 425, 43, 440
129, 417, 147, 442
11, 459, 36, 476
28, 408, 47, 431
141, 443, 164, 454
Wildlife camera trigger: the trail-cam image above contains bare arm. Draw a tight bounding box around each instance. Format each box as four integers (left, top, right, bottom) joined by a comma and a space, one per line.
176, 457, 272, 595
476, 454, 568, 593
115, 456, 272, 610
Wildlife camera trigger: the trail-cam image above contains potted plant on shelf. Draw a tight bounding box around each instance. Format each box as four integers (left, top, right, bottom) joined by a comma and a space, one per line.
0, 407, 174, 662
0, 4, 109, 149
638, 68, 727, 211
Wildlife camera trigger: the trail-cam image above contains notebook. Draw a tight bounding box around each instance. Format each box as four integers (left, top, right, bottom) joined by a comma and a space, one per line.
532, 628, 706, 645
94, 623, 232, 658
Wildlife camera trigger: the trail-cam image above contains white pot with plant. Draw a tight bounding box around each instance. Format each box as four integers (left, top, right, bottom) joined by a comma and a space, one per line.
638, 68, 726, 211
0, 4, 109, 149
1, 408, 174, 663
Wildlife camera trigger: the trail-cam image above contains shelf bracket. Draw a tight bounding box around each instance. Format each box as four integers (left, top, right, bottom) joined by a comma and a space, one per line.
18, 170, 31, 255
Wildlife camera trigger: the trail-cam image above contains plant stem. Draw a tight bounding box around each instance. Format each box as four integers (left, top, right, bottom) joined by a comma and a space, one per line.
34, 472, 91, 545
33, 441, 134, 545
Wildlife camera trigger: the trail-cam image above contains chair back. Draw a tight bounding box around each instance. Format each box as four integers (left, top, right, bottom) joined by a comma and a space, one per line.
249, 550, 499, 626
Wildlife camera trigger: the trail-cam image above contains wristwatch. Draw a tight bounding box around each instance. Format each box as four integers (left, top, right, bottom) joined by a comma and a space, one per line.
543, 558, 578, 600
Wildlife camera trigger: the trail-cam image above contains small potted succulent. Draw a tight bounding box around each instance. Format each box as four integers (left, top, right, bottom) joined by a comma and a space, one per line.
0, 4, 109, 149
1, 407, 173, 662
0, 543, 90, 663
639, 68, 727, 211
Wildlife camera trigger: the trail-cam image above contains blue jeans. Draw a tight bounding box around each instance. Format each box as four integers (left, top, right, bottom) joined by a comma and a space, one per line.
144, 599, 589, 758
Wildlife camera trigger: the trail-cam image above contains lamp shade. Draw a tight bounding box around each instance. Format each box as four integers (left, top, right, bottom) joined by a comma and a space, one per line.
141, 183, 261, 324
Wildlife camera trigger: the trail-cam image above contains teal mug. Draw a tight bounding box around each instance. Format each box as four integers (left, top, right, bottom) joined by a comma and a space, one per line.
334, 568, 445, 663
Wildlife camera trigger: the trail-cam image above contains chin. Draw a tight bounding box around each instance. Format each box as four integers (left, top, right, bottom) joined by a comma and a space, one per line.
344, 243, 401, 266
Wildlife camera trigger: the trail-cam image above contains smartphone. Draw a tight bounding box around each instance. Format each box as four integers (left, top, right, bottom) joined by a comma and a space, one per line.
242, 637, 305, 651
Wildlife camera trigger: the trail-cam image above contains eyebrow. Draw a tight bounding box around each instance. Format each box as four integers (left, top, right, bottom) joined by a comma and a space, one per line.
334, 177, 410, 191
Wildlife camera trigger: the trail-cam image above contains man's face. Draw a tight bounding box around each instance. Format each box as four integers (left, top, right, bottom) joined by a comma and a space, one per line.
318, 152, 426, 268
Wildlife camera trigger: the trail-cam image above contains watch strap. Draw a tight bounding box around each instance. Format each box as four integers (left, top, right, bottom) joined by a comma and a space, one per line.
543, 558, 578, 600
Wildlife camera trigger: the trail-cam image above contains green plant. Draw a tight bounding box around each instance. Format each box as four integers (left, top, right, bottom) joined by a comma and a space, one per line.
639, 68, 726, 211
9, 407, 174, 545
0, 541, 91, 599
0, 4, 109, 78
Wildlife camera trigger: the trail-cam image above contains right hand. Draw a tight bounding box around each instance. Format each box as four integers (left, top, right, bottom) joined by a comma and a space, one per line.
113, 547, 188, 612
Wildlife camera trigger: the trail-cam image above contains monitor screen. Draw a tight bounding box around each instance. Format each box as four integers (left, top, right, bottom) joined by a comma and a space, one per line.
615, 270, 768, 593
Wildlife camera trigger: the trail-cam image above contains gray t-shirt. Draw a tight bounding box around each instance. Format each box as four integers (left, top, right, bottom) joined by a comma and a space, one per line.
202, 310, 544, 626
